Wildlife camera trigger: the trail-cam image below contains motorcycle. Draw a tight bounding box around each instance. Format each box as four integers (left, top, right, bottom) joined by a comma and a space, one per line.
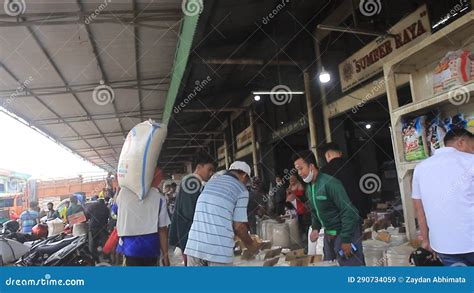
16, 233, 94, 266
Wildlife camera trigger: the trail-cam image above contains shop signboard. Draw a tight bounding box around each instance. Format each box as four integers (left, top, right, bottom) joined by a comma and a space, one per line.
271, 116, 308, 142
338, 5, 431, 92
236, 126, 253, 150
217, 145, 226, 159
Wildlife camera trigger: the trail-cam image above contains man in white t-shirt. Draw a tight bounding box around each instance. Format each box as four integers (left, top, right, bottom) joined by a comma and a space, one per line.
115, 167, 171, 266
412, 129, 474, 266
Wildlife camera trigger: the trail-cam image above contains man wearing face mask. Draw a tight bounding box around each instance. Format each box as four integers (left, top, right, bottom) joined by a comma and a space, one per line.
293, 150, 364, 266
185, 161, 260, 266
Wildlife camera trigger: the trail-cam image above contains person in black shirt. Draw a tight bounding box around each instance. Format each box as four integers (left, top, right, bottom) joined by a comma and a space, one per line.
46, 202, 57, 220
319, 143, 370, 219
271, 176, 286, 216
85, 198, 110, 262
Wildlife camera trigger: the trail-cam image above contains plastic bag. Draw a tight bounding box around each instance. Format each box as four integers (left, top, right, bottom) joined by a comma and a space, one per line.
433, 49, 472, 93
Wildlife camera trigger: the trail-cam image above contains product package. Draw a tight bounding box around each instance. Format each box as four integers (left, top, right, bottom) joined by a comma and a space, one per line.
402, 116, 429, 161
426, 112, 447, 155
433, 49, 473, 94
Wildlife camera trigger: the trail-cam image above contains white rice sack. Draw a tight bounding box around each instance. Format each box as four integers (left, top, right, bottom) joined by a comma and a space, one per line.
117, 120, 167, 200
47, 218, 65, 237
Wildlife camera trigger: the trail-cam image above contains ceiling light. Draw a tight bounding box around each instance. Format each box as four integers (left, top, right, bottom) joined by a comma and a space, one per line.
319, 68, 330, 83
252, 91, 304, 95
254, 95, 261, 101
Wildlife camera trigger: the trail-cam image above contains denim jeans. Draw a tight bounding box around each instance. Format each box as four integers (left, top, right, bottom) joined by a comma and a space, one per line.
437, 252, 474, 266
323, 225, 365, 266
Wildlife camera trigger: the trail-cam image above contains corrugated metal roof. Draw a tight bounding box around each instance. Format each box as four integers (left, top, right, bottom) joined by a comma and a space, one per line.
0, 0, 186, 171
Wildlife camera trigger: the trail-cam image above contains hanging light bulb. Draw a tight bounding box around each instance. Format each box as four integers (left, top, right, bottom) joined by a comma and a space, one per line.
319, 67, 330, 83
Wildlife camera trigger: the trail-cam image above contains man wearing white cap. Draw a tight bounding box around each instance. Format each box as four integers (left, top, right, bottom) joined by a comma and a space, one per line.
185, 161, 260, 266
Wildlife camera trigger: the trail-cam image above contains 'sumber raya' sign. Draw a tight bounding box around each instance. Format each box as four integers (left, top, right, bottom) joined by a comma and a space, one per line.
339, 5, 431, 92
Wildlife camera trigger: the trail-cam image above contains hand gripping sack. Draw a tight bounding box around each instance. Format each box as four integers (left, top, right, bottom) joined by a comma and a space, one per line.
117, 120, 167, 199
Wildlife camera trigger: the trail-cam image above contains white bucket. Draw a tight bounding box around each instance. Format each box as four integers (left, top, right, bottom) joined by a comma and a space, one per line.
286, 218, 300, 246
72, 222, 89, 236
261, 220, 277, 241
272, 223, 290, 248
385, 244, 414, 266
363, 239, 390, 266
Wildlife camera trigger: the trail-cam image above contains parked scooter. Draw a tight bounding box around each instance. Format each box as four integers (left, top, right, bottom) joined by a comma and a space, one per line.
0, 220, 20, 235
16, 233, 94, 266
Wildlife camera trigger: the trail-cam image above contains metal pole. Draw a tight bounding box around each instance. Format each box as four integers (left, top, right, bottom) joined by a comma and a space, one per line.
223, 132, 230, 169
313, 33, 332, 143
249, 110, 259, 177
303, 71, 319, 159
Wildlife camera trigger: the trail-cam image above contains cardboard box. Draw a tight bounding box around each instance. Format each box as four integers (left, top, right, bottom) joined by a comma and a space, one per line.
285, 248, 305, 261
262, 247, 282, 260
289, 256, 311, 266
310, 255, 323, 263
67, 211, 86, 225
263, 257, 280, 267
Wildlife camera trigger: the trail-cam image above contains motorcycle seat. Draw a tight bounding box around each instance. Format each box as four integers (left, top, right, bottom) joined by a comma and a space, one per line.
36, 236, 79, 255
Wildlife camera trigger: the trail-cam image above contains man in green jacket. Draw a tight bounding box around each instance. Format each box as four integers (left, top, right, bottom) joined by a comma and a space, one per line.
292, 150, 365, 266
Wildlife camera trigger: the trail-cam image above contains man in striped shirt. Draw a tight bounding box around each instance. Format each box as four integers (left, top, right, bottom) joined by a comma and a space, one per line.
185, 161, 260, 266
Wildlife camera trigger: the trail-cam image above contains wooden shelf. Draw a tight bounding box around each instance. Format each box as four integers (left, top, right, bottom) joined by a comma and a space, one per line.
392, 82, 474, 119
384, 10, 474, 241
396, 160, 422, 178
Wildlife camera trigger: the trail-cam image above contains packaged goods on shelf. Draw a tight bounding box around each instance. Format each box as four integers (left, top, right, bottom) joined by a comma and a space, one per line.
433, 49, 473, 94
426, 113, 447, 155
402, 116, 429, 161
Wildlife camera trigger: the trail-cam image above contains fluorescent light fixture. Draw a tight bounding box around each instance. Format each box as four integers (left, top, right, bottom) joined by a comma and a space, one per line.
319, 68, 330, 83
254, 95, 261, 101
252, 91, 304, 95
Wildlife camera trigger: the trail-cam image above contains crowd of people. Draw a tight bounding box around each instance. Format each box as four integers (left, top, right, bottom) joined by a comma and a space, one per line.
11, 129, 472, 267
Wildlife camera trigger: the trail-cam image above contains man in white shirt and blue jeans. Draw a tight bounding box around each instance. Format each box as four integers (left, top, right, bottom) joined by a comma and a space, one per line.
412, 129, 474, 266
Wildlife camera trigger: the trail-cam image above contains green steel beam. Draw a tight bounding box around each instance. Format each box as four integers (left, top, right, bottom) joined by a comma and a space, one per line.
162, 13, 200, 125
